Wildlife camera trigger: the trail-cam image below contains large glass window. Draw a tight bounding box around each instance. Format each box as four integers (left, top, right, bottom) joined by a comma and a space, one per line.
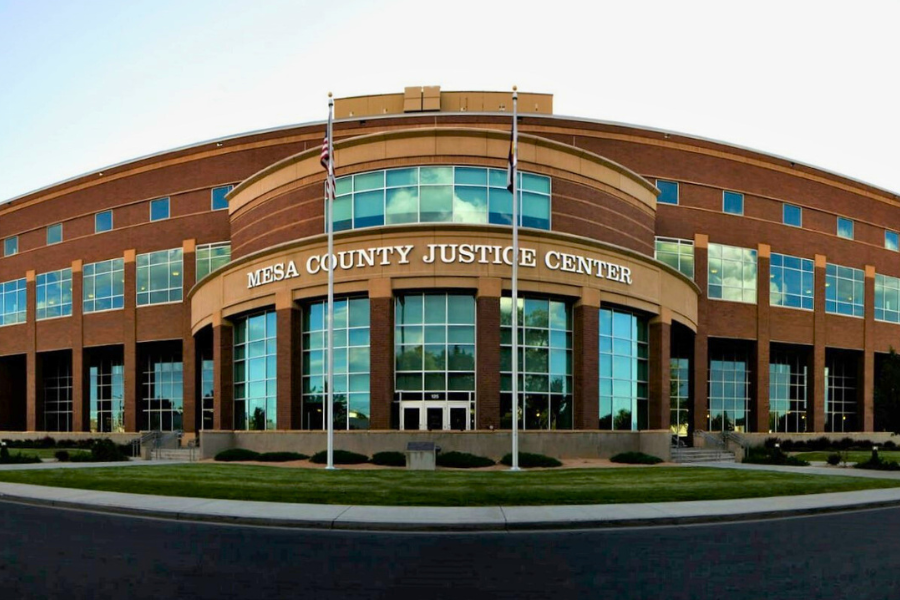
0, 278, 26, 326
83, 258, 125, 313
500, 297, 572, 430
655, 237, 694, 278
395, 293, 474, 403
837, 217, 854, 240
234, 311, 276, 430
4, 236, 18, 257
708, 243, 757, 303
36, 268, 73, 320
656, 180, 679, 205
211, 185, 233, 211
709, 350, 750, 431
599, 307, 648, 430
141, 351, 183, 431
137, 248, 183, 306
826, 354, 857, 432
304, 297, 370, 430
825, 263, 864, 317
330, 167, 551, 232
770, 253, 814, 310
196, 242, 231, 280
42, 355, 72, 432
783, 204, 802, 227
876, 273, 900, 323
90, 355, 124, 433
722, 191, 743, 215
670, 357, 690, 438
200, 353, 214, 431
769, 351, 807, 433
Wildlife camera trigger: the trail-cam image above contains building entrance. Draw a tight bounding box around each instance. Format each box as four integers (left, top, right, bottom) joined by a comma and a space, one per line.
399, 401, 472, 431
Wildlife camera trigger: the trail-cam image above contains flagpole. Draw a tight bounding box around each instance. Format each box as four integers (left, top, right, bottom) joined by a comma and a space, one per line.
325, 92, 336, 470
510, 86, 520, 472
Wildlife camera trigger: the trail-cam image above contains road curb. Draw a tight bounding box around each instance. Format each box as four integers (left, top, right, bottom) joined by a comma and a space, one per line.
5, 489, 900, 532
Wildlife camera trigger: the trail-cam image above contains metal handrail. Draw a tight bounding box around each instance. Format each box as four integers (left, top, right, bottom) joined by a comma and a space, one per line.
693, 429, 727, 449
723, 431, 750, 450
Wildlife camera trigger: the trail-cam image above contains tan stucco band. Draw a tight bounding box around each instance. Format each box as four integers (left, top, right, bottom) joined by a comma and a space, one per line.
190, 225, 699, 335
227, 127, 660, 217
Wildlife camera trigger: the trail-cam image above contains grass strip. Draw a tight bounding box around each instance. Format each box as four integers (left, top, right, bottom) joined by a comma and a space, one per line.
1, 464, 900, 506
794, 451, 900, 464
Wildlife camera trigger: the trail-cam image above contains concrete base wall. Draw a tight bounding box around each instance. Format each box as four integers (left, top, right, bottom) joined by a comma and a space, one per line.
199, 430, 673, 461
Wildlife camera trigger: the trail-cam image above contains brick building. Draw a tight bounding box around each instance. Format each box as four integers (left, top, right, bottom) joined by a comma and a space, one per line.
2, 87, 896, 442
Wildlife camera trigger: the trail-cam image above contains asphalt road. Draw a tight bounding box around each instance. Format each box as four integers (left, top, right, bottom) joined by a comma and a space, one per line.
2, 499, 899, 599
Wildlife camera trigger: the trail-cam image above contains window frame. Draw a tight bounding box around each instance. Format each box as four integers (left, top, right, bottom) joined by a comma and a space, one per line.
150, 197, 170, 222
94, 210, 113, 233
46, 223, 63, 245
722, 190, 744, 216
3, 236, 18, 257
656, 179, 679, 205
836, 217, 854, 240
783, 203, 802, 228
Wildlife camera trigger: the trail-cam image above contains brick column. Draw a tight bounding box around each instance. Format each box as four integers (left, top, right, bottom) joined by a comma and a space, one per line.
25, 270, 38, 431
808, 254, 827, 432
276, 290, 302, 430
212, 315, 234, 430
860, 265, 875, 432
648, 310, 672, 431
368, 278, 393, 429
476, 278, 501, 430
753, 244, 771, 432
182, 239, 197, 433
574, 287, 600, 430
692, 234, 710, 432
123, 249, 139, 432
71, 260, 87, 432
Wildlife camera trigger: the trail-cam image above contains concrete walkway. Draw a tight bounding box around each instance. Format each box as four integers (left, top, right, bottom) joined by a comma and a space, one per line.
3, 460, 900, 531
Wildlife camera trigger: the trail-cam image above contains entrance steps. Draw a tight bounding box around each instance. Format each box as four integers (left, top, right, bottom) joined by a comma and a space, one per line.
671, 448, 736, 463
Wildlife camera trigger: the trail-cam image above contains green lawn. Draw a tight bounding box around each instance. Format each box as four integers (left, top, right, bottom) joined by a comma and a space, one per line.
794, 450, 900, 464
0, 464, 899, 506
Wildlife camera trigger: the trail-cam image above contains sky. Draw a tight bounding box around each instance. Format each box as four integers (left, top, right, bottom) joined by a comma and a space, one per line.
1, 0, 898, 203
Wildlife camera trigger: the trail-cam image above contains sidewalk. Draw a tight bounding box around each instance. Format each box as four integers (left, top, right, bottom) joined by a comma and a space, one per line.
3, 461, 900, 531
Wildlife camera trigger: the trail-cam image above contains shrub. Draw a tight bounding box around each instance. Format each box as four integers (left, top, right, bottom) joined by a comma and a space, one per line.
257, 452, 308, 462
371, 451, 407, 467
500, 452, 563, 468
436, 451, 495, 469
885, 441, 897, 450
0, 444, 8, 461
0, 451, 41, 464
855, 457, 900, 471
55, 450, 70, 462
310, 450, 369, 465
743, 446, 809, 466
610, 452, 664, 465
215, 448, 261, 462
38, 436, 56, 449
826, 453, 841, 466
91, 438, 129, 462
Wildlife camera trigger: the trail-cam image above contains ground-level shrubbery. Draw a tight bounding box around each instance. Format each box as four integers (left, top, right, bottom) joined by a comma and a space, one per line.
436, 451, 495, 468
310, 450, 369, 465
371, 451, 406, 467
499, 452, 562, 468
610, 452, 663, 465
215, 448, 261, 462
743, 446, 809, 466
855, 456, 900, 471
257, 452, 308, 462
0, 445, 41, 464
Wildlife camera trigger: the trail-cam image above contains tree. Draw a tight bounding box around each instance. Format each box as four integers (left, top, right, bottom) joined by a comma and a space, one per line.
874, 348, 900, 432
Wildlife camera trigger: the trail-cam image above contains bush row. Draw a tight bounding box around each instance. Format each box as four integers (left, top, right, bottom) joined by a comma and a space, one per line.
214, 448, 566, 469
54, 439, 130, 463
743, 446, 809, 466
610, 452, 664, 465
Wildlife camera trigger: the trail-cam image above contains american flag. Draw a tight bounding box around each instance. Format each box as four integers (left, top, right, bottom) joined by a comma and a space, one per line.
321, 136, 335, 201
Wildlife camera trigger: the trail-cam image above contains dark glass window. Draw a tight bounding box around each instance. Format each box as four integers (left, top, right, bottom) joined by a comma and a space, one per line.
95, 210, 113, 233
783, 204, 802, 227
211, 185, 233, 211
837, 217, 854, 240
722, 191, 743, 215
656, 180, 679, 205
150, 197, 170, 221
4, 236, 18, 257
47, 223, 63, 245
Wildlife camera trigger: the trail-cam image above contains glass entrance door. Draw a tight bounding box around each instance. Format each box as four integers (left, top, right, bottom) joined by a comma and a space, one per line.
399, 401, 472, 431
